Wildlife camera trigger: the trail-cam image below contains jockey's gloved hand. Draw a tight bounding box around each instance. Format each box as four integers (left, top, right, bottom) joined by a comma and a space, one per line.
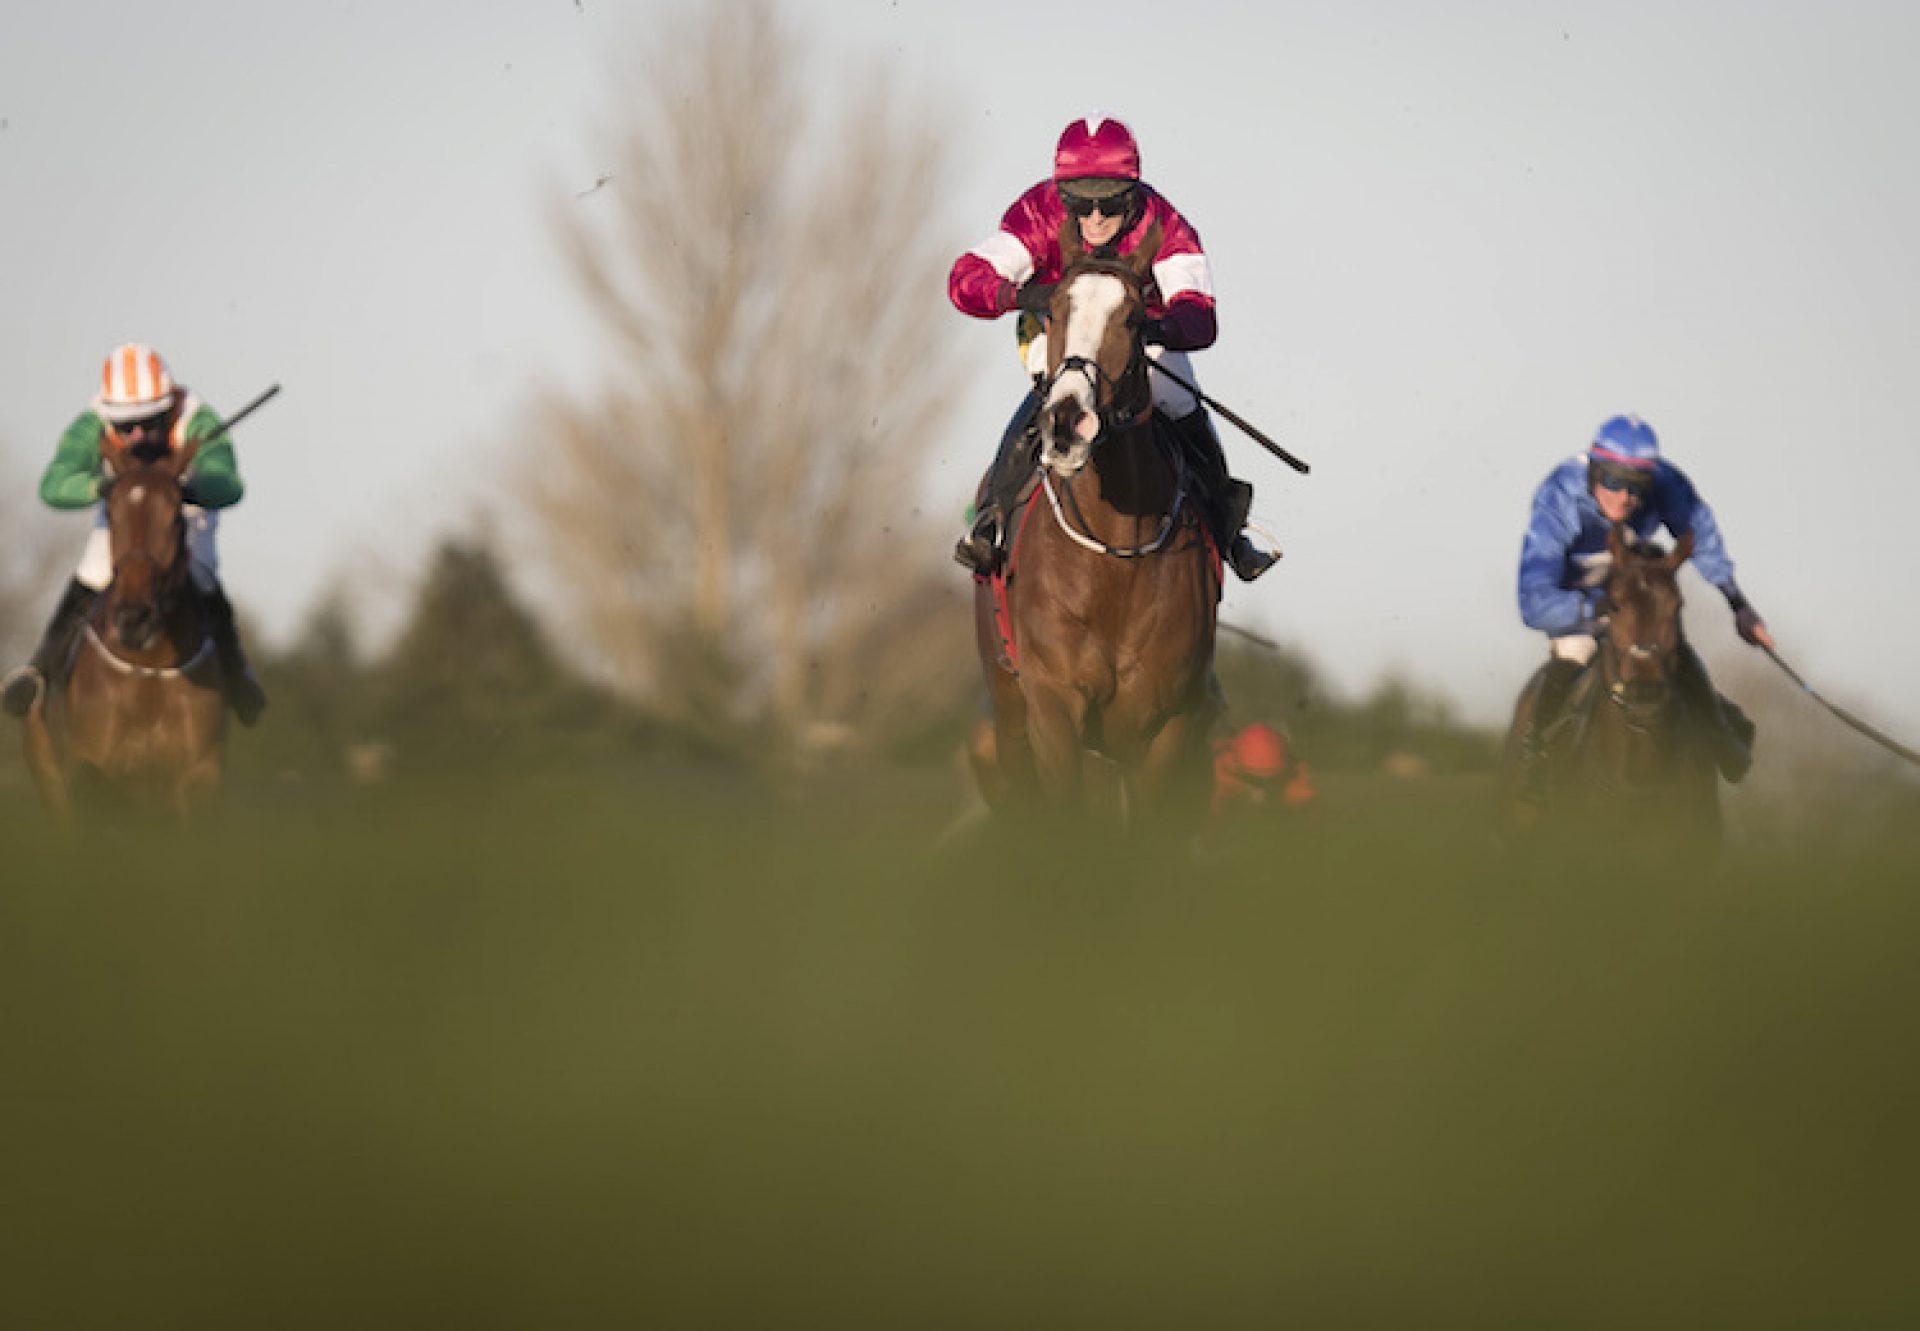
1734, 604, 1772, 648
1138, 317, 1169, 347
1015, 283, 1056, 317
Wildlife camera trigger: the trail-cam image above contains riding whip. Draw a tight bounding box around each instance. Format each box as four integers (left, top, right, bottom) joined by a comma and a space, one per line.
203, 383, 282, 442
1146, 360, 1309, 475
1762, 645, 1920, 768
1218, 620, 1283, 652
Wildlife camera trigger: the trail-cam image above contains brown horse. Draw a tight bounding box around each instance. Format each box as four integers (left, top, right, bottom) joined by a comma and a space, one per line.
970, 221, 1221, 830
21, 435, 226, 818
1502, 526, 1720, 846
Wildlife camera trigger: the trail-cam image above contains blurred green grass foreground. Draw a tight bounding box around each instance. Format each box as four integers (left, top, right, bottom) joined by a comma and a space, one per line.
3, 766, 1919, 1330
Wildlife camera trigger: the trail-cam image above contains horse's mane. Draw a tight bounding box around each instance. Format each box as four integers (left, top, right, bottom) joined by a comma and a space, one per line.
1056, 218, 1164, 286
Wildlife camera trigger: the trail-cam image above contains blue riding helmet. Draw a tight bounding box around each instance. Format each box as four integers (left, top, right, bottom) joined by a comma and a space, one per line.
1590, 414, 1660, 468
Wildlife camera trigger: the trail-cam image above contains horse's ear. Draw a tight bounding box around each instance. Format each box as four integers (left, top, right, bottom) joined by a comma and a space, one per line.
1665, 531, 1695, 571
99, 428, 126, 479
1128, 220, 1164, 282
1058, 215, 1083, 268
1605, 522, 1628, 566
170, 436, 201, 477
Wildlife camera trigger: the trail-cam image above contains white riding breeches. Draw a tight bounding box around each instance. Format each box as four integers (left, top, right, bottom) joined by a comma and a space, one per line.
1023, 341, 1201, 419
75, 505, 219, 593
1551, 633, 1599, 666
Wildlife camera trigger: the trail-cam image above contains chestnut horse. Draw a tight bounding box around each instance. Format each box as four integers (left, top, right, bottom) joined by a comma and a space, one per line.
21, 435, 225, 818
970, 221, 1221, 830
1502, 526, 1720, 845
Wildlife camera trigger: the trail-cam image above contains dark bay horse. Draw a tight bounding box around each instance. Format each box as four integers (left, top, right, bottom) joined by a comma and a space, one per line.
971, 221, 1221, 830
1502, 526, 1720, 847
22, 435, 226, 818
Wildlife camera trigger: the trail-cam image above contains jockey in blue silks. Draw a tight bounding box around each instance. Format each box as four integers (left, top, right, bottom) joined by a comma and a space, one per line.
1513, 414, 1773, 801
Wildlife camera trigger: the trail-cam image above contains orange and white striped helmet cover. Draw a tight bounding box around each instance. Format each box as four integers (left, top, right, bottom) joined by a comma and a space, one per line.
95, 343, 176, 423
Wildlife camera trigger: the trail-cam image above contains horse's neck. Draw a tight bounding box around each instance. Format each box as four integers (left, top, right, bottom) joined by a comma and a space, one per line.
101, 579, 205, 665
1072, 421, 1176, 521
1586, 650, 1684, 784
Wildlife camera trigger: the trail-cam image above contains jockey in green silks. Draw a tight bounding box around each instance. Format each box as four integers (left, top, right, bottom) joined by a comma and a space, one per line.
1, 343, 266, 725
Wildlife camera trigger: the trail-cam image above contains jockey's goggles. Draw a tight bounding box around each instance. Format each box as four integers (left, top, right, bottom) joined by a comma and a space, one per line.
1059, 183, 1137, 218
1590, 460, 1654, 496
111, 411, 169, 436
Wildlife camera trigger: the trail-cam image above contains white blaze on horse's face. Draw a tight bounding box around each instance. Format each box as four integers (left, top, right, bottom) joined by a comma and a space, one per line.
1040, 272, 1128, 477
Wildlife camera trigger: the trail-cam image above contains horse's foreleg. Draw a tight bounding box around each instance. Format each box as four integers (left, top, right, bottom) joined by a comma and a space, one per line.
966, 716, 1010, 813
172, 759, 223, 819
1131, 710, 1213, 838
21, 705, 72, 823
1023, 686, 1089, 815
984, 666, 1041, 807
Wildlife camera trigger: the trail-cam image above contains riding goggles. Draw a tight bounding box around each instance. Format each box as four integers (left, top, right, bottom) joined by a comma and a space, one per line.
1590, 460, 1654, 495
110, 412, 170, 439
1059, 184, 1138, 218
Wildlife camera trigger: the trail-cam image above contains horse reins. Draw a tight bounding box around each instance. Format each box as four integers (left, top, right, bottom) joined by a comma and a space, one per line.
1040, 447, 1188, 558
80, 622, 215, 679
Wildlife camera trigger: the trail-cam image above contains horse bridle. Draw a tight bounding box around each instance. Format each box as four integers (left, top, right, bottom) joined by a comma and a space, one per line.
1598, 628, 1677, 734
1041, 260, 1155, 446
105, 476, 193, 616
1047, 346, 1151, 440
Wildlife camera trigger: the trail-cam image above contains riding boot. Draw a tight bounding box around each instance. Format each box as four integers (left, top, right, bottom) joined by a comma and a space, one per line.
1674, 641, 1753, 782
1516, 655, 1583, 811
1, 579, 98, 718
1166, 408, 1278, 582
954, 386, 1043, 574
201, 580, 267, 728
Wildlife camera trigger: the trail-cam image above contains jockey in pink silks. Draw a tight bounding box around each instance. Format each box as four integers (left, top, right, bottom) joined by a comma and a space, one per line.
947, 115, 1278, 581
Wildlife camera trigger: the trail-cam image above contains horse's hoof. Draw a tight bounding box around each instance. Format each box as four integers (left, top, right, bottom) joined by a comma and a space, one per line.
0, 667, 44, 719
1716, 743, 1752, 783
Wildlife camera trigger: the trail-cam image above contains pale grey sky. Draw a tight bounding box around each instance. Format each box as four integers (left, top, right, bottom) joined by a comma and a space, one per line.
3, 1, 1916, 738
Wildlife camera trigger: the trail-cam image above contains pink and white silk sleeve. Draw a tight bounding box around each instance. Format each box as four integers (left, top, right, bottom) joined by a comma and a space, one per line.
948, 226, 1037, 318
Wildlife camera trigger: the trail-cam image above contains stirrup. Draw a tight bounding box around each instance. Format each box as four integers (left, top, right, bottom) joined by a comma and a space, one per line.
1, 665, 45, 719
953, 513, 1005, 574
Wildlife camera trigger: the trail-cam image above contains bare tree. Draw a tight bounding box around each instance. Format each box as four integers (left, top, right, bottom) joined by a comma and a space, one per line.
522, 0, 973, 761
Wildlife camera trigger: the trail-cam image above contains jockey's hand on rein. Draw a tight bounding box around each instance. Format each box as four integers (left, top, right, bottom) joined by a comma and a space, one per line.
1015, 283, 1056, 317
1138, 317, 1169, 347
1734, 605, 1773, 648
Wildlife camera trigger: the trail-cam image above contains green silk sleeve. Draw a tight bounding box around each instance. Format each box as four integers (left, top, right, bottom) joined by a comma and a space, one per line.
38, 413, 108, 509
180, 402, 245, 509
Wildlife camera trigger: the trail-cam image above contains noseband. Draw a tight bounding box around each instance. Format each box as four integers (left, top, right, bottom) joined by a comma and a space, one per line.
1042, 262, 1154, 447
1045, 345, 1152, 445
1600, 636, 1675, 733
